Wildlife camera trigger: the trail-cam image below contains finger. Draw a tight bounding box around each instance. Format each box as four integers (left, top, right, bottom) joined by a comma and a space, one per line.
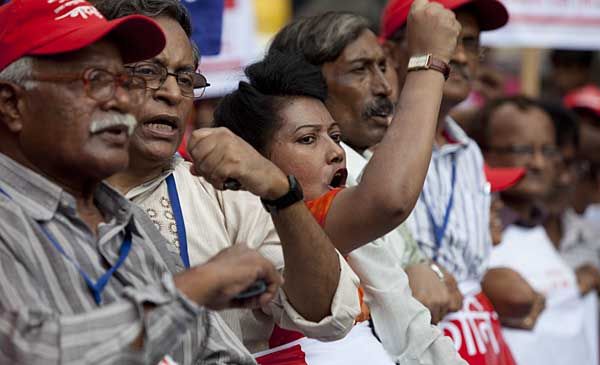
262, 262, 284, 288
188, 134, 219, 169
258, 292, 276, 307
203, 151, 230, 188
187, 128, 216, 155
432, 305, 442, 324
427, 2, 444, 11
411, 0, 429, 11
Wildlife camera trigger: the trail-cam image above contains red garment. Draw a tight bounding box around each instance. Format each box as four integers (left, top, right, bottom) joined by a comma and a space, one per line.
439, 292, 516, 365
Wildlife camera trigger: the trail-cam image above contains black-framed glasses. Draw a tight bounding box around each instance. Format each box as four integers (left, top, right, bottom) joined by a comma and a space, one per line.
487, 144, 560, 159
125, 62, 210, 99
29, 68, 147, 106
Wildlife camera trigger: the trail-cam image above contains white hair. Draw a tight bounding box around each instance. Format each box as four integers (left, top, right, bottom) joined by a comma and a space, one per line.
0, 57, 36, 89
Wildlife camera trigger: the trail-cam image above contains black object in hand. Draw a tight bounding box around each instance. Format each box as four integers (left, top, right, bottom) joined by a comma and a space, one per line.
234, 280, 267, 300
223, 178, 241, 191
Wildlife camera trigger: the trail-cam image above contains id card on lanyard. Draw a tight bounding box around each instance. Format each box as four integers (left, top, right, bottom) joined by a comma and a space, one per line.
420, 157, 457, 261
0, 185, 132, 305
166, 174, 190, 269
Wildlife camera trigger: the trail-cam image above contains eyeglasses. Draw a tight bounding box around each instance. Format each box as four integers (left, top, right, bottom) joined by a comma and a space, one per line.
28, 68, 147, 106
125, 62, 210, 99
458, 35, 484, 60
487, 144, 560, 159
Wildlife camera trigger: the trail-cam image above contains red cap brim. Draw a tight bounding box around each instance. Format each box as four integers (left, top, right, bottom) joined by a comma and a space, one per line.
484, 164, 526, 193
31, 14, 165, 65
563, 85, 600, 120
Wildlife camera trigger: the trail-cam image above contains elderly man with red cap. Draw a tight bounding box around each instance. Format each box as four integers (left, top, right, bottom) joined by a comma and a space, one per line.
0, 0, 283, 363
381, 1, 518, 364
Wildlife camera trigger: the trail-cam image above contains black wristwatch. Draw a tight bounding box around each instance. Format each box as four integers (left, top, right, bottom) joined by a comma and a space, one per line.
261, 175, 303, 213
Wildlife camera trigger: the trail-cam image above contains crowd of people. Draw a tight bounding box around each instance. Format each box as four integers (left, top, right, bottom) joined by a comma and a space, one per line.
0, 0, 598, 364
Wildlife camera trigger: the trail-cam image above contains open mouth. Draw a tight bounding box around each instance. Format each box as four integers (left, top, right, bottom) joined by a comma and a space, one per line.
329, 168, 348, 189
143, 115, 180, 134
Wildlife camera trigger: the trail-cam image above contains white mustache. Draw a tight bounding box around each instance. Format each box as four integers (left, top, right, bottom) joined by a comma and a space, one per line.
89, 113, 137, 136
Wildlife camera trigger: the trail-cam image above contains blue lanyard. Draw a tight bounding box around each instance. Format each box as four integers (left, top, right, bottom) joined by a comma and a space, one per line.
166, 174, 190, 269
421, 158, 457, 261
0, 185, 132, 305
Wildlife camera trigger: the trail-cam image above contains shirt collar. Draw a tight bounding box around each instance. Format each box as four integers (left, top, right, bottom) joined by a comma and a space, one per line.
434, 116, 470, 155
125, 155, 182, 200
0, 153, 134, 225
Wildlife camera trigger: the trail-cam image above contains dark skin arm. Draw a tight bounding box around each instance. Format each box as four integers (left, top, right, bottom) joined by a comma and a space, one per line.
483, 268, 535, 318
187, 127, 342, 321
322, 0, 462, 253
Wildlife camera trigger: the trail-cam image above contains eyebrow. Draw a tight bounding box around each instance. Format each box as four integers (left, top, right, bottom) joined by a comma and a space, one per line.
347, 55, 387, 65
146, 58, 195, 72
294, 124, 323, 133
347, 57, 373, 65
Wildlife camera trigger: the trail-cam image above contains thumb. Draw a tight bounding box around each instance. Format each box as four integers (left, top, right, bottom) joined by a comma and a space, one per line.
187, 128, 215, 155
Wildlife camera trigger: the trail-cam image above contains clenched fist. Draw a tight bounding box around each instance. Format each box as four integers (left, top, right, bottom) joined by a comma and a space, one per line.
187, 127, 289, 200
407, 0, 461, 63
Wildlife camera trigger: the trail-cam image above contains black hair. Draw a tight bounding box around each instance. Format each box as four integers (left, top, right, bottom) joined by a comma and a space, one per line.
90, 0, 200, 67
473, 95, 549, 149
214, 51, 327, 154
540, 101, 580, 149
268, 11, 370, 65
550, 50, 594, 68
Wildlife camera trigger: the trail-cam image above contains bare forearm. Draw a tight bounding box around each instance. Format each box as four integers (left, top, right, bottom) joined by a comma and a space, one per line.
355, 70, 445, 223
273, 202, 341, 321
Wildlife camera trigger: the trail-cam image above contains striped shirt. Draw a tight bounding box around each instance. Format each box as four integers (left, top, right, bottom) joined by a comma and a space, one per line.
407, 117, 492, 283
0, 153, 255, 365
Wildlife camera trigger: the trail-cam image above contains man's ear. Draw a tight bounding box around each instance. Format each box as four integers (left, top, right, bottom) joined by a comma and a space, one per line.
0, 81, 25, 133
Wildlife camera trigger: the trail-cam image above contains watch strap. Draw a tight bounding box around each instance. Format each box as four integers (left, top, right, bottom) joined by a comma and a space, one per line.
428, 57, 450, 80
407, 54, 450, 80
261, 175, 304, 213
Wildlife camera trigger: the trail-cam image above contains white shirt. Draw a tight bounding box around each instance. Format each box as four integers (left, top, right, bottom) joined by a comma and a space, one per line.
490, 225, 598, 365
341, 142, 467, 365
124, 156, 361, 353
408, 117, 492, 282
560, 208, 600, 270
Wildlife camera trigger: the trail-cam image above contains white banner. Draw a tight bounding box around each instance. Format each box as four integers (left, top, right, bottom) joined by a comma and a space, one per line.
482, 0, 600, 50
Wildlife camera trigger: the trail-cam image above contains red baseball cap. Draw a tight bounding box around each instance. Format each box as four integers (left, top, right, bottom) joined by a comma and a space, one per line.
380, 0, 509, 40
484, 164, 525, 193
0, 0, 167, 72
563, 84, 600, 120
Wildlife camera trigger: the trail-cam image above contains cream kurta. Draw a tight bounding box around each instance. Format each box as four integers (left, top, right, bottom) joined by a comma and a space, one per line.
124, 156, 360, 352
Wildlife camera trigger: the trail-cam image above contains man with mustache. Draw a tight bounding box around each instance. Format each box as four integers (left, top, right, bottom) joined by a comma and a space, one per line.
0, 0, 282, 363
381, 0, 518, 364
269, 6, 469, 364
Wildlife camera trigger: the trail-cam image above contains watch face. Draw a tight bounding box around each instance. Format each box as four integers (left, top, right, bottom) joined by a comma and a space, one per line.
408, 54, 430, 69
